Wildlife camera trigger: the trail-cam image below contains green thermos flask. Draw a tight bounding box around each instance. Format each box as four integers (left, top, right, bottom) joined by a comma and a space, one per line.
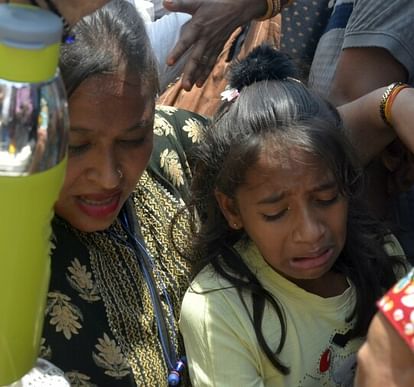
0, 4, 68, 385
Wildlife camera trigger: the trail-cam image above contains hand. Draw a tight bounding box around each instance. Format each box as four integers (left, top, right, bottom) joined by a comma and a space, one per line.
163, 0, 267, 91
355, 312, 414, 387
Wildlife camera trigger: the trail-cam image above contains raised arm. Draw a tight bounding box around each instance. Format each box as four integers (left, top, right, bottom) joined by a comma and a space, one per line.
163, 0, 291, 91
338, 86, 414, 165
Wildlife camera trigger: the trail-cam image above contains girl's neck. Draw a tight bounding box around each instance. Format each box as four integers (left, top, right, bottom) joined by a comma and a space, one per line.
292, 271, 349, 298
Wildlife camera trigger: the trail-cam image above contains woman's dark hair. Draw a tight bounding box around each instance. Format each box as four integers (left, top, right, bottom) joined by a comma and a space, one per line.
189, 44, 405, 374
59, 0, 158, 97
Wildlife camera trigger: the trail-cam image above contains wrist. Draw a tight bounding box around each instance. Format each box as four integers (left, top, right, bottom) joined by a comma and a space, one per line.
256, 0, 293, 21
379, 82, 411, 128
388, 86, 414, 154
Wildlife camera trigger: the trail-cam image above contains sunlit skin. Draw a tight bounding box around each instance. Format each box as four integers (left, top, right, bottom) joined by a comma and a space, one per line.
355, 312, 414, 387
54, 71, 155, 232
216, 147, 349, 297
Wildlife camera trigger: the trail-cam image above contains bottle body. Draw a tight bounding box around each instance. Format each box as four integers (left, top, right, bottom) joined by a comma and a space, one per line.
0, 75, 68, 385
0, 160, 66, 385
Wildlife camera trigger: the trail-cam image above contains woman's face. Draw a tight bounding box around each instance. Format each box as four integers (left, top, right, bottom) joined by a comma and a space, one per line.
54, 72, 155, 232
217, 147, 348, 288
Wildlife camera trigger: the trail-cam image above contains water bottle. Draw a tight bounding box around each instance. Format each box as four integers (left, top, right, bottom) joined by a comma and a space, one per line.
0, 4, 68, 385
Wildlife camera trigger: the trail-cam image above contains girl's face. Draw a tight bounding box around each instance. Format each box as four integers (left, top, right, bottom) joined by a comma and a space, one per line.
54, 72, 155, 232
216, 147, 348, 288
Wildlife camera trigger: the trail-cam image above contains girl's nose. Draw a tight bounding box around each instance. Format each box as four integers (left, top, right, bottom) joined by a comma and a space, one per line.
292, 208, 325, 244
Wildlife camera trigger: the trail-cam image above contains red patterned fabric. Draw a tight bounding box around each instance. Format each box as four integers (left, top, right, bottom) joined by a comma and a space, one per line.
377, 269, 414, 351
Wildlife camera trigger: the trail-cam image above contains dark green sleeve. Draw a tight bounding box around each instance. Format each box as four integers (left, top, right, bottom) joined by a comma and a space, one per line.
146, 105, 209, 203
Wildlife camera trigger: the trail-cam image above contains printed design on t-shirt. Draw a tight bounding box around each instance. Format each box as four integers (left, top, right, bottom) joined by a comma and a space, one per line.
299, 327, 361, 386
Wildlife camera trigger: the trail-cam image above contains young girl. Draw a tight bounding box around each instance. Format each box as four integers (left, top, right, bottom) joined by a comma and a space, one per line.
179, 45, 407, 386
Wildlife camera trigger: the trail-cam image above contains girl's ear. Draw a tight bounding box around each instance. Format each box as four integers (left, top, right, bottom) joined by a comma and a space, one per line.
214, 189, 243, 230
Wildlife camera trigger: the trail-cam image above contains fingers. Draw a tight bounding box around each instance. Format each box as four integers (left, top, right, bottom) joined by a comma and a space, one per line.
164, 0, 266, 90
180, 42, 226, 91
166, 18, 202, 67
163, 0, 198, 14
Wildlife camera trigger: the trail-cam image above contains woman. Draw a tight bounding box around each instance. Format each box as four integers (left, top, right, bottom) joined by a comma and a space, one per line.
39, 1, 205, 385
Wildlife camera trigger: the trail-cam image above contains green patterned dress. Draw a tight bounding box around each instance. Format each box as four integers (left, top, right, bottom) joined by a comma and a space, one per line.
40, 106, 206, 386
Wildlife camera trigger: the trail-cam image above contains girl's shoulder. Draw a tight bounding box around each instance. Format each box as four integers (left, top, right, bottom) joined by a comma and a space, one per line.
187, 264, 236, 295
182, 264, 246, 318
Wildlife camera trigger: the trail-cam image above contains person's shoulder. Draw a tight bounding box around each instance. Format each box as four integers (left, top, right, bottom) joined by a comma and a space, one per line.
182, 265, 240, 312
180, 265, 246, 331
155, 105, 208, 128
154, 105, 208, 147
187, 265, 234, 294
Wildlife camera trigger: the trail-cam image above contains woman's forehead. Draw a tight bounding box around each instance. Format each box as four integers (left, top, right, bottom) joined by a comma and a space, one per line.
73, 73, 145, 98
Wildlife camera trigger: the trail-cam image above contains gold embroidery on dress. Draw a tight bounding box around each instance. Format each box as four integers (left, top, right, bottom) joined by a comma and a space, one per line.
156, 105, 178, 115
182, 117, 202, 143
92, 333, 130, 378
154, 113, 177, 138
46, 291, 83, 340
160, 148, 184, 187
76, 170, 192, 386
67, 258, 101, 302
38, 337, 52, 360
65, 371, 97, 387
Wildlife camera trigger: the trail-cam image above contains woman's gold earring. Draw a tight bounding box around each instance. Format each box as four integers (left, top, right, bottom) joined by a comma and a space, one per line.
117, 169, 123, 179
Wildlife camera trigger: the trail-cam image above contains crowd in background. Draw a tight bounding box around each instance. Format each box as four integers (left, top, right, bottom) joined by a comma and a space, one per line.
1, 0, 413, 386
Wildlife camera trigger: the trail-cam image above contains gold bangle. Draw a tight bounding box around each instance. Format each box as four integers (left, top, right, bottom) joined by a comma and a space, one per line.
256, 0, 281, 21
379, 82, 410, 127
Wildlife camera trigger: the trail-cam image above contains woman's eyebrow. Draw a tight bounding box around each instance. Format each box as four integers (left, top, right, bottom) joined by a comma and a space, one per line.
311, 180, 337, 192
124, 119, 153, 132
69, 126, 92, 133
70, 120, 153, 134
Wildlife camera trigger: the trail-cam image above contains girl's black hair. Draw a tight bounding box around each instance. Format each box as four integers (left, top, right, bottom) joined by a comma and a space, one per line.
59, 0, 159, 97
188, 44, 406, 374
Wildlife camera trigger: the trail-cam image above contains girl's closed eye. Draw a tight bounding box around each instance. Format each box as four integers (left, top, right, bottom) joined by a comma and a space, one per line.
262, 208, 289, 222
